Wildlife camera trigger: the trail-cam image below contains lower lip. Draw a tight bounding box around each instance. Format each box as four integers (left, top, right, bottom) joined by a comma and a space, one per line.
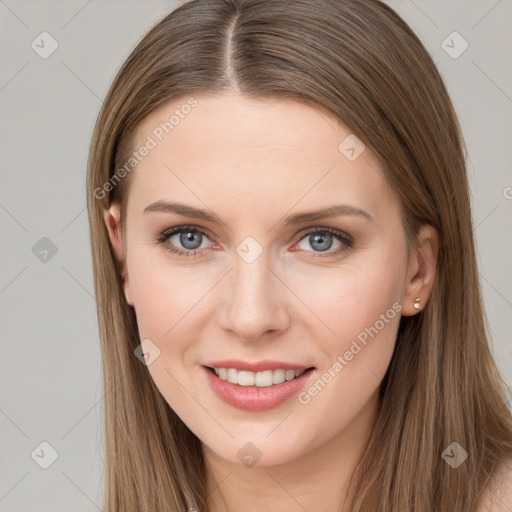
202, 366, 316, 412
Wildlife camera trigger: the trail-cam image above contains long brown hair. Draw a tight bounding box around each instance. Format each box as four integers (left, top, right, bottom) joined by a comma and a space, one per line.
86, 0, 512, 510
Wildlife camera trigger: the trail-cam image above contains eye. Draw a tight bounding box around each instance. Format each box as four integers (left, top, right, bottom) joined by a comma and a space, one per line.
293, 228, 353, 257
157, 226, 214, 257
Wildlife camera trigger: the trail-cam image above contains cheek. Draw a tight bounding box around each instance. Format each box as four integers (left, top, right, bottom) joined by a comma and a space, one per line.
127, 248, 212, 338
126, 250, 212, 414
292, 282, 402, 456
288, 253, 405, 350
300, 273, 401, 394
289, 249, 405, 412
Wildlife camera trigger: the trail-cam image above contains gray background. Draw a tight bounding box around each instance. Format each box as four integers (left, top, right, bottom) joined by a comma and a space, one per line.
0, 1, 511, 510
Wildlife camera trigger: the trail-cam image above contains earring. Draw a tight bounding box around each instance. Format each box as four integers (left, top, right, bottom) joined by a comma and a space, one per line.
413, 297, 421, 310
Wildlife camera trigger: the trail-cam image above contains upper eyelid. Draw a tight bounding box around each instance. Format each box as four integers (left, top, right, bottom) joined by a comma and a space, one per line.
162, 225, 214, 240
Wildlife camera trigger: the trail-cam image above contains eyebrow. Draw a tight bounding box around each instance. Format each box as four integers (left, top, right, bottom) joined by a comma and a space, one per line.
143, 200, 373, 224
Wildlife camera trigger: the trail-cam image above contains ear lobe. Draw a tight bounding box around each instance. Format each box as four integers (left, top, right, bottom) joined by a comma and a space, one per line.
103, 203, 133, 305
401, 224, 439, 317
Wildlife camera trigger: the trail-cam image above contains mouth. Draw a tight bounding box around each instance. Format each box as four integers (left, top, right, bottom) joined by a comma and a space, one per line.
201, 363, 317, 412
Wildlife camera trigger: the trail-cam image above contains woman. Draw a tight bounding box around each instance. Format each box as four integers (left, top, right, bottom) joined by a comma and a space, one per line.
86, 0, 512, 510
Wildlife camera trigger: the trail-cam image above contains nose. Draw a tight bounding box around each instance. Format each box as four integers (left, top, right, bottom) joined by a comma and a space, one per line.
218, 252, 293, 342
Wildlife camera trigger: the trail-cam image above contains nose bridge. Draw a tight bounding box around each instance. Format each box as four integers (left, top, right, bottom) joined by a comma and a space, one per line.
220, 244, 291, 340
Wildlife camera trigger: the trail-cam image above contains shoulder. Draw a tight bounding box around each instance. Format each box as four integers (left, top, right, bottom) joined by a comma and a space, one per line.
478, 459, 512, 512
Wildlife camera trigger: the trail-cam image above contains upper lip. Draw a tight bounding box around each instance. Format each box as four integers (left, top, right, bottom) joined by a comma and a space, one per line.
204, 360, 314, 372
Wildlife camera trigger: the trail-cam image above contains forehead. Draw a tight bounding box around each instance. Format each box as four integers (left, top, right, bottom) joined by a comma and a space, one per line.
128, 92, 397, 222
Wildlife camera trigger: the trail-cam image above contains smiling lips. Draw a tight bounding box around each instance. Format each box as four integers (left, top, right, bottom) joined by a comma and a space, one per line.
202, 359, 316, 411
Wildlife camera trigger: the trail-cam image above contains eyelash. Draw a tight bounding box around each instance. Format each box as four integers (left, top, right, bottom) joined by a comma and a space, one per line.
155, 225, 354, 259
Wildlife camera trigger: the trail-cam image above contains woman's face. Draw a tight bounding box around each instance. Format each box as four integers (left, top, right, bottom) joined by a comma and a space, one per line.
105, 92, 429, 467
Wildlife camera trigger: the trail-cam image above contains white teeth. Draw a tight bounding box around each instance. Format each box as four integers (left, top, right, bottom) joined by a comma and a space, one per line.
285, 369, 296, 381
255, 370, 273, 387
273, 369, 285, 384
227, 368, 238, 384
212, 367, 308, 387
238, 370, 255, 386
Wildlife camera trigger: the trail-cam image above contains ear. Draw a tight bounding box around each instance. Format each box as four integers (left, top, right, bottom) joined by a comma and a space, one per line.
103, 202, 133, 306
401, 224, 439, 316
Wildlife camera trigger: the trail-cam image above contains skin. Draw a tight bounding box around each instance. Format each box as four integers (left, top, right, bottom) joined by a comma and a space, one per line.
104, 92, 438, 512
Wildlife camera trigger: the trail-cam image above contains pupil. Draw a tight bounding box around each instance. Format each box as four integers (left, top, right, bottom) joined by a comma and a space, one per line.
181, 230, 202, 250
311, 233, 332, 252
